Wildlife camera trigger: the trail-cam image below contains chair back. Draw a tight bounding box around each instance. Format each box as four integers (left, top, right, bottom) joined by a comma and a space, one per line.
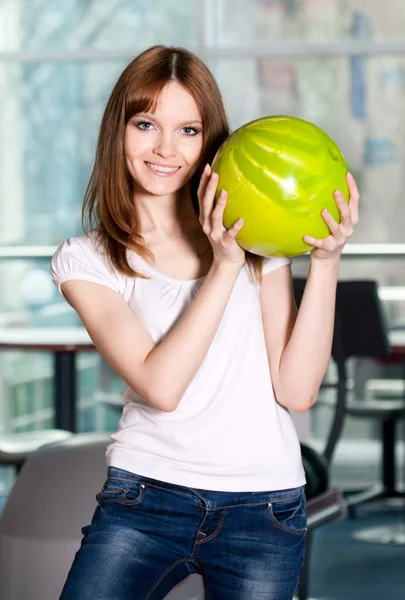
332, 280, 391, 362
293, 278, 390, 364
0, 434, 109, 600
292, 278, 391, 463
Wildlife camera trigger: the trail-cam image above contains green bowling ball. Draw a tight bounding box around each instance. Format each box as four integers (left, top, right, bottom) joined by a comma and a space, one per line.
212, 115, 350, 257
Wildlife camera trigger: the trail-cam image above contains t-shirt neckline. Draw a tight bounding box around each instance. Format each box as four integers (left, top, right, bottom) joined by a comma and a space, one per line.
133, 252, 207, 285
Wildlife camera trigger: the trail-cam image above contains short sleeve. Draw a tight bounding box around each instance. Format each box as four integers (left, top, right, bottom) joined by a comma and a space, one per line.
50, 235, 124, 300
262, 256, 292, 276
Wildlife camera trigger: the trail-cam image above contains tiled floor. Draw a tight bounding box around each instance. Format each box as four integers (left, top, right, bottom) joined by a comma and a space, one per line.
308, 502, 405, 599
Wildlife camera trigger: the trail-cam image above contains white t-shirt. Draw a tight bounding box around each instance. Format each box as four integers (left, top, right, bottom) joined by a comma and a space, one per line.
51, 230, 306, 492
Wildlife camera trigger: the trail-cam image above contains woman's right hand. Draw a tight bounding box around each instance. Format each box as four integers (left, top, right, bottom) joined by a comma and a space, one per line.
197, 163, 246, 268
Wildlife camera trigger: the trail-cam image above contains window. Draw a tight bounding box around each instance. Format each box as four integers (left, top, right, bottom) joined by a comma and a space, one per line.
0, 1, 404, 480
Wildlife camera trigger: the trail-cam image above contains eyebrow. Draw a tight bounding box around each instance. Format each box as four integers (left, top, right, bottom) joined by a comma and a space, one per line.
134, 112, 203, 126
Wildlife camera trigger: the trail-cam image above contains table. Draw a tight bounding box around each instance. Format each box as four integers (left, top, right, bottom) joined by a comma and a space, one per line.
389, 329, 405, 355
0, 327, 403, 435
0, 327, 95, 432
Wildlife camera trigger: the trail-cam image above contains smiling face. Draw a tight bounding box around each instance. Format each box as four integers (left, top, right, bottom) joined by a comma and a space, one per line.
124, 81, 204, 198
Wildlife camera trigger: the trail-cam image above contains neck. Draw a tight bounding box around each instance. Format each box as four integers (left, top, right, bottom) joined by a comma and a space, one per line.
136, 185, 198, 238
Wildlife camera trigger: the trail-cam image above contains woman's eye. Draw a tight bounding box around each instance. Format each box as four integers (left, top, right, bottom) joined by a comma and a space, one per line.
137, 121, 154, 130
181, 127, 198, 136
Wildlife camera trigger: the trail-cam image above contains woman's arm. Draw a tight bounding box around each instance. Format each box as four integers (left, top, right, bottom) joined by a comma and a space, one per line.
261, 260, 339, 412
260, 173, 360, 412
62, 259, 241, 413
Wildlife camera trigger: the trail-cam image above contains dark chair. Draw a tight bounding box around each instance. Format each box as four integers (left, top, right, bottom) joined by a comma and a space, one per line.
293, 278, 405, 506
293, 279, 405, 600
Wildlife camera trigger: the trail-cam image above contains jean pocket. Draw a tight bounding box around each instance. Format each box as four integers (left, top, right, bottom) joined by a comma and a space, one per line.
267, 490, 307, 536
96, 479, 145, 507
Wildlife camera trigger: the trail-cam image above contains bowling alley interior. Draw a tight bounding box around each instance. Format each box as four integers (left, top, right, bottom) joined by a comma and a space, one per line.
0, 2, 404, 599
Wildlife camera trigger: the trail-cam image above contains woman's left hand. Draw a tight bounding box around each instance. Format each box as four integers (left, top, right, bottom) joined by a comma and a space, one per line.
303, 172, 360, 262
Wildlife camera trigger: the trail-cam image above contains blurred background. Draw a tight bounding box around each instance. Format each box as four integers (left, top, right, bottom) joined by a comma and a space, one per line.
0, 1, 404, 598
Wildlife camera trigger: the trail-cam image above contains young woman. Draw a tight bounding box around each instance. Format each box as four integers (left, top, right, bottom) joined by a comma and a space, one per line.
51, 45, 359, 600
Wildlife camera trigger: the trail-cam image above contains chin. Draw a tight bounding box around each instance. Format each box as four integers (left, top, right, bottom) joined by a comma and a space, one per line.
140, 174, 192, 197
139, 181, 182, 197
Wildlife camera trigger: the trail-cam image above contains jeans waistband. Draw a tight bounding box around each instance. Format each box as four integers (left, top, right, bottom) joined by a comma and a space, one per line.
106, 466, 305, 508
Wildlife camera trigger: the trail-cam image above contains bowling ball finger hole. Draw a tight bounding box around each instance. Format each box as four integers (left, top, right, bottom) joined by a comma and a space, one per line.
328, 146, 339, 161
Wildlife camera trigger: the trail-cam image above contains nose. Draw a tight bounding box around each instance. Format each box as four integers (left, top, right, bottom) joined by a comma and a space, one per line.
153, 132, 177, 159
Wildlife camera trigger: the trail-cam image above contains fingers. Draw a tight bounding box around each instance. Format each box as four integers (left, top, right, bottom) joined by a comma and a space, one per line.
333, 189, 352, 227
198, 167, 220, 232
303, 186, 355, 251
311, 175, 359, 246
332, 189, 354, 240
197, 163, 211, 200
346, 172, 360, 225
302, 173, 360, 258
303, 234, 330, 251
212, 190, 244, 239
197, 165, 245, 253
197, 163, 212, 224
225, 217, 244, 239
321, 208, 342, 238
211, 189, 227, 230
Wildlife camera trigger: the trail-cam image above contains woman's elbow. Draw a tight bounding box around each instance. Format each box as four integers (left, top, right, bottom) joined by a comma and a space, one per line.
276, 390, 317, 413
294, 391, 318, 412
292, 399, 314, 413
147, 392, 179, 413
146, 384, 181, 413
127, 379, 180, 413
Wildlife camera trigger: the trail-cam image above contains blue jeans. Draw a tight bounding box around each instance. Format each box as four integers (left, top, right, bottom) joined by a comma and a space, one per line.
60, 467, 307, 600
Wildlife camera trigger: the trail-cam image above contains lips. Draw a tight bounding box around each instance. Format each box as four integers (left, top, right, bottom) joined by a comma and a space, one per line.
145, 161, 181, 175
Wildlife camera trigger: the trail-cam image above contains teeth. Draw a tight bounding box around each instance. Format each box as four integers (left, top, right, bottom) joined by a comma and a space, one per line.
146, 162, 179, 173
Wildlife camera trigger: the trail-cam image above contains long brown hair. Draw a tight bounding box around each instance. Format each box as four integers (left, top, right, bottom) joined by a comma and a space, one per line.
82, 45, 264, 282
